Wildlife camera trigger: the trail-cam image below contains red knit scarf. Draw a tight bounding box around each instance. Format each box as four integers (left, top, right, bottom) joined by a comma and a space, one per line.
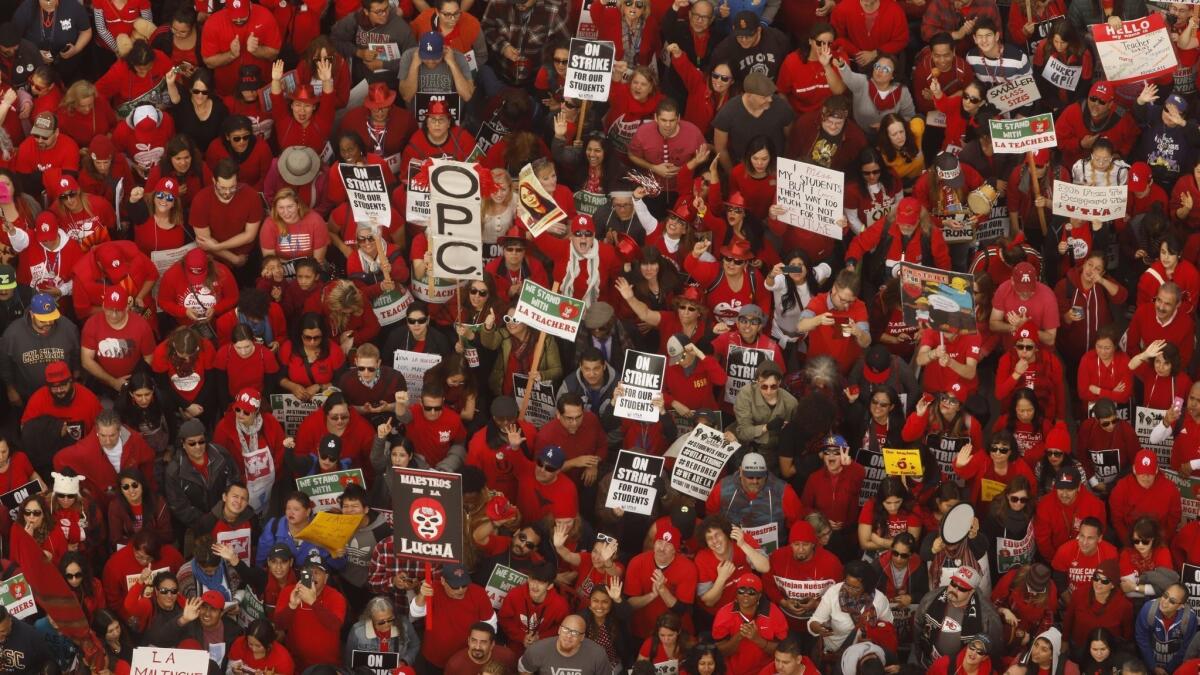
869, 81, 903, 111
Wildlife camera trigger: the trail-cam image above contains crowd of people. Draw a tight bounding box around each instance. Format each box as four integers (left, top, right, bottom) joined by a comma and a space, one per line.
7, 0, 1200, 673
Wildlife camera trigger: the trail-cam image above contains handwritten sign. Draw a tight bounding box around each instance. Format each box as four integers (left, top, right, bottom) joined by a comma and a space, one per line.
775, 158, 844, 239
392, 350, 442, 399
883, 447, 923, 476
1041, 56, 1082, 91
130, 647, 211, 675
295, 512, 364, 551
985, 73, 1041, 113
1051, 180, 1127, 222
669, 424, 739, 500
1093, 14, 1177, 85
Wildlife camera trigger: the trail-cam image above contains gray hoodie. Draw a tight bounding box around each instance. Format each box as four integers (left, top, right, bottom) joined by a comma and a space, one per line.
0, 312, 80, 400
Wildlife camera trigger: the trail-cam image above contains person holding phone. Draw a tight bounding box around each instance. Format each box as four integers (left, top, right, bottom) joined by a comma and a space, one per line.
274, 549, 348, 670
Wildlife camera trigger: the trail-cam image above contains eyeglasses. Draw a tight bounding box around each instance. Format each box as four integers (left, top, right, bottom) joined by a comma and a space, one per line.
155, 192, 176, 202
760, 383, 779, 391
723, 257, 747, 265
408, 316, 429, 325
967, 644, 988, 655
690, 10, 714, 19
302, 333, 323, 342
990, 446, 1012, 454
185, 439, 206, 446
356, 365, 377, 373
64, 572, 84, 580
963, 94, 983, 104
423, 405, 443, 412
711, 72, 732, 82
1163, 594, 1185, 605
1088, 96, 1110, 105
121, 481, 140, 491
229, 134, 251, 142
1092, 574, 1112, 584
57, 493, 77, 500
813, 39, 832, 46
22, 509, 42, 516
157, 587, 179, 595
891, 550, 911, 558
941, 398, 962, 407
736, 587, 759, 595
191, 88, 210, 96
738, 317, 762, 326
439, 9, 461, 17
1133, 538, 1152, 545
870, 399, 891, 407
560, 626, 584, 637
1008, 495, 1029, 504
1015, 343, 1036, 351
537, 462, 560, 472
469, 288, 489, 296
328, 414, 350, 421
1098, 418, 1117, 428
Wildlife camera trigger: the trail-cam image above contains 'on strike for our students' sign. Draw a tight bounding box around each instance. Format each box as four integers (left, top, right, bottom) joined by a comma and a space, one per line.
614, 350, 665, 422
670, 423, 739, 500
988, 114, 1056, 154
1051, 180, 1128, 222
339, 164, 390, 226
428, 159, 484, 280
605, 449, 664, 515
563, 38, 615, 101
513, 280, 585, 341
775, 158, 844, 239
1093, 14, 1177, 85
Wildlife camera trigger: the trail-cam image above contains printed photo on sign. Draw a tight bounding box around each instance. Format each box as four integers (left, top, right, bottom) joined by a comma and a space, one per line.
391, 467, 464, 563
1051, 180, 1128, 222
614, 350, 666, 422
604, 450, 665, 516
669, 423, 739, 500
563, 38, 615, 101
897, 262, 975, 331
775, 158, 844, 239
516, 163, 568, 236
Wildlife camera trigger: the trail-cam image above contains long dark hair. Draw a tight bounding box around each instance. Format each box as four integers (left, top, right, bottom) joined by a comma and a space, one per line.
59, 551, 94, 594
682, 643, 727, 675
778, 249, 819, 314
853, 147, 899, 196
877, 113, 919, 163
159, 133, 206, 184
117, 371, 167, 430
1004, 388, 1046, 435
292, 312, 331, 361
92, 608, 133, 663
871, 476, 912, 536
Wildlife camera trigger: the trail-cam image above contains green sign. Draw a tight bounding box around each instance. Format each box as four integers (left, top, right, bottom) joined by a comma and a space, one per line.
296, 469, 366, 512
513, 280, 585, 341
484, 564, 528, 609
988, 113, 1056, 154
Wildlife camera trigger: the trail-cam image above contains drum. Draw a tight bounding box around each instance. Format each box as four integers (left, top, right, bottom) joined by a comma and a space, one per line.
967, 184, 998, 216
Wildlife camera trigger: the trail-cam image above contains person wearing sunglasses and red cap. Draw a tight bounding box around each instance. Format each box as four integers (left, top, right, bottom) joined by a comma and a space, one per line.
46, 170, 115, 253
528, 212, 621, 307
268, 57, 337, 155
1054, 81, 1138, 169
17, 213, 83, 300
624, 523, 698, 640
711, 571, 788, 674
995, 321, 1067, 421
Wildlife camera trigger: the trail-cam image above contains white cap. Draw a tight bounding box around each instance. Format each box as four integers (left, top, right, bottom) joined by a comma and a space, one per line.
51, 471, 83, 495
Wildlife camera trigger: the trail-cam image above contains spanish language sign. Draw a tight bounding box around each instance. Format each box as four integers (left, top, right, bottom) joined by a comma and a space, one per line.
391, 467, 464, 563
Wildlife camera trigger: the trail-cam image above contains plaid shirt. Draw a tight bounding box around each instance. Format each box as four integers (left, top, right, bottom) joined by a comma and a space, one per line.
920, 0, 1002, 43
481, 0, 570, 86
368, 536, 435, 608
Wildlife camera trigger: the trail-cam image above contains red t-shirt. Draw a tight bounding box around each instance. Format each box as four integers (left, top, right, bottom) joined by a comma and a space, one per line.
81, 312, 157, 379
190, 187, 263, 256
625, 551, 698, 639
803, 293, 870, 374
919, 329, 982, 397
406, 404, 467, 467
279, 340, 345, 386
711, 600, 789, 674
214, 342, 280, 398
133, 220, 187, 256
1051, 540, 1118, 595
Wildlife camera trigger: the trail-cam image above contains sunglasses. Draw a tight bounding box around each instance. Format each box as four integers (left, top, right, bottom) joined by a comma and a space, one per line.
1046, 450, 1064, 457
963, 94, 983, 104
185, 439, 206, 446
64, 572, 84, 580
1133, 538, 1152, 545
622, 0, 646, 6
191, 88, 210, 96
157, 587, 179, 595
553, 58, 569, 65
1088, 96, 1110, 105
870, 399, 891, 407
862, 169, 882, 175
723, 257, 747, 265
813, 38, 832, 46
760, 383, 779, 391
155, 192, 176, 202
469, 287, 489, 296
1098, 418, 1116, 428
738, 317, 763, 326
950, 582, 972, 592
711, 72, 732, 82
1015, 343, 1036, 351
58, 191, 78, 201
504, 246, 524, 252
990, 446, 1012, 454
302, 333, 323, 342
736, 587, 759, 595
328, 414, 350, 421
230, 134, 251, 142
407, 316, 429, 324
423, 405, 443, 412
1008, 495, 1029, 504
356, 366, 377, 373
891, 550, 911, 558
1092, 574, 1111, 585
503, 315, 517, 324
22, 509, 42, 516
573, 230, 595, 238
678, 305, 700, 312
537, 461, 560, 472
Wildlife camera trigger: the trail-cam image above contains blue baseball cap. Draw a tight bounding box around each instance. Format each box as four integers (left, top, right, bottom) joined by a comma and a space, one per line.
537, 445, 565, 471
30, 293, 59, 321
419, 31, 444, 59
442, 562, 470, 588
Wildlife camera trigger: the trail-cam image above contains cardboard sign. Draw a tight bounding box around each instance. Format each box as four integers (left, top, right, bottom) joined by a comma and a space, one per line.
485, 564, 528, 609
883, 447, 923, 476
216, 527, 251, 564
1135, 406, 1171, 467
352, 650, 400, 675
975, 205, 1010, 244
614, 350, 666, 422
295, 469, 366, 512
1051, 180, 1128, 222
985, 73, 1041, 113
413, 91, 461, 125
296, 512, 364, 552
1093, 15, 1177, 85
391, 467, 464, 563
1041, 56, 1083, 91
516, 163, 568, 236
988, 114, 1056, 154
897, 262, 976, 332
126, 567, 170, 590
428, 159, 484, 280
406, 159, 430, 224
669, 423, 739, 500
0, 480, 40, 519
513, 280, 585, 341
0, 574, 36, 618
604, 450, 664, 515
775, 158, 844, 239
392, 350, 443, 399
1163, 469, 1200, 522
563, 38, 615, 101
339, 164, 390, 226
723, 345, 775, 404
130, 647, 211, 675
409, 277, 458, 304
513, 373, 557, 426
372, 288, 415, 326
270, 393, 328, 437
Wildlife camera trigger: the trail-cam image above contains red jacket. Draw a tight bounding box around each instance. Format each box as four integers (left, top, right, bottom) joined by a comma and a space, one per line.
71, 241, 159, 318
204, 136, 274, 192
270, 89, 337, 155
995, 347, 1068, 421
53, 426, 156, 505
498, 584, 570, 657
1075, 351, 1133, 406
1053, 103, 1139, 168
101, 543, 184, 617
294, 408, 375, 477
1109, 473, 1182, 543
662, 356, 727, 410
799, 463, 865, 528
95, 51, 174, 108
831, 0, 909, 55
1055, 268, 1128, 363
1126, 302, 1196, 369
669, 52, 731, 137
911, 47, 973, 113
845, 218, 951, 271
1062, 584, 1133, 646
1033, 489, 1106, 560
21, 385, 102, 442
1137, 259, 1200, 314
156, 259, 239, 325
1075, 418, 1139, 485
592, 1, 661, 66
212, 409, 288, 481
1170, 416, 1200, 474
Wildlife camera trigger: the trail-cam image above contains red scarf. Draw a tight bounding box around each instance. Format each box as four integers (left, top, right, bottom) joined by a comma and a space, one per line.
869, 81, 903, 111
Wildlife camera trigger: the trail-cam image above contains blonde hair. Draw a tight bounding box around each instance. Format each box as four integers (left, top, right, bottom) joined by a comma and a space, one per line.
270, 188, 310, 235
60, 80, 98, 115
324, 279, 365, 335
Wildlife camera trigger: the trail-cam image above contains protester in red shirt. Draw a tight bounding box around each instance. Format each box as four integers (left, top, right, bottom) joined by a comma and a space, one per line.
796, 269, 871, 374
1051, 516, 1118, 600
274, 554, 348, 670
1109, 450, 1182, 545
624, 524, 698, 639
70, 240, 159, 320
775, 24, 845, 116
712, 572, 789, 674
409, 563, 497, 669
498, 561, 570, 657
200, 0, 283, 94
269, 59, 337, 155
157, 248, 239, 328
191, 158, 264, 271
21, 361, 102, 444
915, 327, 982, 398
80, 286, 156, 393
1126, 282, 1196, 374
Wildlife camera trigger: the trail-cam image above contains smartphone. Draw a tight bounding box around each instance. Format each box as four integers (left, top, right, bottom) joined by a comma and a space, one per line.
782, 265, 804, 274
299, 568, 314, 589
1174, 396, 1185, 415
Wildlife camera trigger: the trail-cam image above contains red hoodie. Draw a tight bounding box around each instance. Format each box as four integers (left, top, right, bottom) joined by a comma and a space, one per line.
156, 260, 239, 326
1108, 473, 1182, 543
928, 650, 992, 675
1033, 489, 1107, 559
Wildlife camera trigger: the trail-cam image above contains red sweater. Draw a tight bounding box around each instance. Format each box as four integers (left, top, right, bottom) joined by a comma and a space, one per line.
995, 348, 1068, 421
1062, 586, 1133, 646
799, 463, 866, 528
294, 409, 375, 478
498, 584, 570, 657
101, 544, 185, 616
831, 0, 909, 55
953, 452, 1038, 509
204, 136, 274, 192
417, 583, 496, 667
1075, 418, 1140, 485
1126, 303, 1196, 377
1033, 489, 1107, 560
52, 427, 156, 504
270, 90, 337, 155
1109, 473, 1182, 543
274, 583, 347, 669
1075, 351, 1134, 406
1137, 260, 1200, 314
156, 261, 239, 325
662, 356, 727, 410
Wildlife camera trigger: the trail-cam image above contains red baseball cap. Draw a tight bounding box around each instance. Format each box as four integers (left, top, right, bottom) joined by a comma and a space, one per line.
1130, 162, 1152, 192
895, 196, 921, 227
656, 524, 682, 550
735, 572, 763, 592
184, 247, 209, 284
1011, 262, 1037, 295
571, 214, 595, 235
233, 387, 262, 414
1089, 81, 1114, 103
1133, 449, 1158, 476
154, 176, 179, 199
44, 360, 70, 384
228, 0, 252, 21
34, 212, 59, 243
102, 286, 129, 311
97, 247, 127, 282
1013, 321, 1040, 343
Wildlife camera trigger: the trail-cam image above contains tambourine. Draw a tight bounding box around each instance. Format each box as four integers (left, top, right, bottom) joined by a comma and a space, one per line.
940, 502, 975, 545
967, 185, 998, 216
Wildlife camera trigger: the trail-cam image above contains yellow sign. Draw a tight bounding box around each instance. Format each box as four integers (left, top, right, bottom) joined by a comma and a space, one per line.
883, 448, 923, 477
295, 512, 363, 552
980, 478, 1006, 502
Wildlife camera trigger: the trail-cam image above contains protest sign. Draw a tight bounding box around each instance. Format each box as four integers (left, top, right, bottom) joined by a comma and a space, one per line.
1041, 56, 1083, 91
270, 392, 328, 437
1136, 406, 1171, 467
406, 159, 430, 223
985, 74, 1041, 113
149, 244, 199, 311
1184, 564, 1200, 612
516, 163, 568, 236
368, 43, 402, 61
996, 527, 1035, 574
577, 0, 599, 37
339, 164, 391, 225
926, 433, 970, 478
898, 262, 976, 332
393, 350, 443, 399
1088, 448, 1121, 485
296, 469, 366, 512
352, 651, 400, 675
614, 350, 666, 422
1032, 15, 1064, 43
513, 280, 585, 341
216, 527, 252, 563
775, 158, 844, 239
1051, 180, 1128, 222
296, 512, 365, 551
0, 480, 40, 519
428, 159, 484, 280
563, 38, 616, 101
127, 567, 170, 590
469, 112, 510, 162
1163, 469, 1200, 522
409, 277, 458, 304
372, 287, 414, 326
131, 647, 211, 675
722, 346, 775, 404
605, 450, 665, 515
855, 441, 886, 507
988, 114, 1056, 154
883, 447, 923, 476
116, 74, 173, 118
575, 190, 607, 216
413, 91, 461, 125
513, 373, 557, 426
485, 564, 528, 609
392, 467, 464, 563
670, 424, 739, 500
975, 204, 1010, 244
0, 574, 36, 618
1093, 15, 1177, 85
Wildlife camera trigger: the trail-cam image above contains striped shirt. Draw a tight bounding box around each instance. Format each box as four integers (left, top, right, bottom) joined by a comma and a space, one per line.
966, 44, 1032, 85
